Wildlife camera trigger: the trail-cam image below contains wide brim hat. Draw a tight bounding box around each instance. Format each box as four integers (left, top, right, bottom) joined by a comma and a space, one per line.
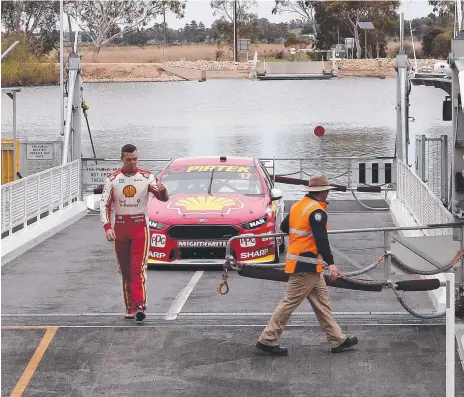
306, 175, 337, 192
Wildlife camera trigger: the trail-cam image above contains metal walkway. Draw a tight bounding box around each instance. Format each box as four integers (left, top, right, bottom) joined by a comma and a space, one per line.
2, 200, 463, 396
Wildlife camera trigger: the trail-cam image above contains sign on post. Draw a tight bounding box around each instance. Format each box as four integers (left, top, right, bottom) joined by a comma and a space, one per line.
82, 163, 120, 185
26, 143, 54, 160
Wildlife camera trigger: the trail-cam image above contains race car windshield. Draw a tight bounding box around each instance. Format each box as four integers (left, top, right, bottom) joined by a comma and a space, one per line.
161, 166, 264, 196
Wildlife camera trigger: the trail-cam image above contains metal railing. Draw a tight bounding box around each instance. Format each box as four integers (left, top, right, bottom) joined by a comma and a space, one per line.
415, 134, 448, 205
225, 222, 463, 284
397, 159, 453, 236
1, 159, 81, 238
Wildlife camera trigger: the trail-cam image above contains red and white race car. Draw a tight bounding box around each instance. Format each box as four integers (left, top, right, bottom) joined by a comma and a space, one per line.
146, 156, 286, 266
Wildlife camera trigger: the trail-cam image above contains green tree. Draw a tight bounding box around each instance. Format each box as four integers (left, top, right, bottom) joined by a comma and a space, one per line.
210, 1, 260, 44
1, 0, 60, 56
271, 1, 317, 36
324, 1, 399, 59
65, 0, 186, 62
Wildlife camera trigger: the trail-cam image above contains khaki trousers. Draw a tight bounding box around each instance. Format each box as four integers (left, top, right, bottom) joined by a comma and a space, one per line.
258, 272, 346, 348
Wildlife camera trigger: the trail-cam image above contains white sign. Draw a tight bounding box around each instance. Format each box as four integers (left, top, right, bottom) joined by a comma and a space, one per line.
82, 164, 120, 185
26, 143, 54, 160
151, 233, 166, 248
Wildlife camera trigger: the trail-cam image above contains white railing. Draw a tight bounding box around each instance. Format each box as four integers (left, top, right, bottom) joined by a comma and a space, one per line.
397, 159, 453, 236
1, 159, 81, 238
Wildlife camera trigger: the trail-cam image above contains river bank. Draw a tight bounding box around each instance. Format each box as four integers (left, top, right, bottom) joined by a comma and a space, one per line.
80, 58, 444, 82
1, 58, 445, 86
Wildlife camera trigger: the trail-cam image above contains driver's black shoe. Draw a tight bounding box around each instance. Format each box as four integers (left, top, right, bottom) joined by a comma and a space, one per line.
256, 341, 288, 356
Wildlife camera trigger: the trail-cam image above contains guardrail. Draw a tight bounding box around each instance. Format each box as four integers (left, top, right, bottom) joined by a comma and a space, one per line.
397, 159, 453, 236
1, 159, 80, 238
225, 222, 464, 285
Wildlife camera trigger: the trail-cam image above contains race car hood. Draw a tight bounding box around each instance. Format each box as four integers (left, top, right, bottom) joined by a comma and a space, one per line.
148, 194, 270, 224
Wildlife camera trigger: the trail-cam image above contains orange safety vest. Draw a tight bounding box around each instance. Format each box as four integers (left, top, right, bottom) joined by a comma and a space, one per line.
285, 196, 328, 274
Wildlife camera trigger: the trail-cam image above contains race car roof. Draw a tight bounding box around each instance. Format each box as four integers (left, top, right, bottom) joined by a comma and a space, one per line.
170, 156, 256, 166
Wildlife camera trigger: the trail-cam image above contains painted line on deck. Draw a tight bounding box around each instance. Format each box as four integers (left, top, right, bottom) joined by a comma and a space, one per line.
165, 271, 204, 320
1, 323, 445, 329
1, 311, 413, 318
1, 311, 422, 317
10, 327, 58, 397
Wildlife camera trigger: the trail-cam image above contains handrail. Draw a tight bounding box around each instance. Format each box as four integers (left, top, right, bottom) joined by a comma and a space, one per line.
1, 159, 81, 237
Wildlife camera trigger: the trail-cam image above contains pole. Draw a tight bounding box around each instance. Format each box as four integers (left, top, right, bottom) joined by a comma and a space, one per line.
445, 271, 455, 397
60, 0, 64, 136
364, 30, 367, 59
233, 0, 237, 62
163, 4, 166, 63
13, 91, 17, 182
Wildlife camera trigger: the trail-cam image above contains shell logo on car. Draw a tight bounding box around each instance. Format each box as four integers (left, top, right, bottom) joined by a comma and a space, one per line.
167, 196, 243, 215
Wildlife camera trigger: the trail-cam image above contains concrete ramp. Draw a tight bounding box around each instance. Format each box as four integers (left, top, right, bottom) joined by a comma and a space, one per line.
265, 61, 325, 75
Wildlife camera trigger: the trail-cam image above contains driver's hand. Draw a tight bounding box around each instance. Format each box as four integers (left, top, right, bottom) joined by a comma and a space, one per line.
105, 228, 116, 241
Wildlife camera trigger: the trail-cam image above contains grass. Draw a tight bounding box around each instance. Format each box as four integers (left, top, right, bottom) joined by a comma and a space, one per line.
77, 43, 287, 63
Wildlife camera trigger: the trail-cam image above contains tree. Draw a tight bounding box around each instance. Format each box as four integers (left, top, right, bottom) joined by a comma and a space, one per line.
1, 0, 60, 56
429, 1, 454, 16
325, 1, 399, 59
210, 1, 260, 45
271, 1, 317, 36
65, 0, 186, 62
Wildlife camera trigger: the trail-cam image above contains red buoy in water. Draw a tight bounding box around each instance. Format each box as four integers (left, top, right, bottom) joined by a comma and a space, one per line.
314, 126, 325, 137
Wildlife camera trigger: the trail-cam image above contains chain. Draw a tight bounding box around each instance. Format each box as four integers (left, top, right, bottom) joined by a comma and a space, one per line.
217, 256, 234, 295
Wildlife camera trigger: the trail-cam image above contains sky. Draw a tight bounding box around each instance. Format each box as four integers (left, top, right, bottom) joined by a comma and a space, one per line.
163, 0, 436, 29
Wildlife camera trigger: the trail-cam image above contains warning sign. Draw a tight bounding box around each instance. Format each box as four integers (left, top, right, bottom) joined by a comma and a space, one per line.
26, 143, 54, 160
82, 164, 120, 185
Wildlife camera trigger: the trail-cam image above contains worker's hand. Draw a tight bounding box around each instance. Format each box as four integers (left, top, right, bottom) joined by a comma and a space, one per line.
327, 265, 340, 281
105, 228, 116, 241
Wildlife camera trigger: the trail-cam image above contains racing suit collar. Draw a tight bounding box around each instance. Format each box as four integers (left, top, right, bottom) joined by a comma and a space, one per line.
120, 167, 139, 176
306, 193, 328, 208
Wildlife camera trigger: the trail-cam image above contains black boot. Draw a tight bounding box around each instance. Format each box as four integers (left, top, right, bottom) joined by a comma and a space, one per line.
331, 336, 358, 353
256, 341, 288, 356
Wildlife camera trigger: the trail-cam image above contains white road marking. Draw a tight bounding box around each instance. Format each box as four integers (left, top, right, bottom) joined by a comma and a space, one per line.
0, 311, 425, 317
165, 271, 204, 320
2, 323, 446, 329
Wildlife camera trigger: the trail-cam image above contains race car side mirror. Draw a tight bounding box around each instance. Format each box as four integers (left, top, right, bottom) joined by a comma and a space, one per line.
270, 188, 283, 201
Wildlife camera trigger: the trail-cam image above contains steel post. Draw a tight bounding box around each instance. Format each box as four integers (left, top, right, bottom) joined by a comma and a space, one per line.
445, 271, 455, 397
13, 91, 17, 182
384, 231, 391, 282
441, 134, 448, 204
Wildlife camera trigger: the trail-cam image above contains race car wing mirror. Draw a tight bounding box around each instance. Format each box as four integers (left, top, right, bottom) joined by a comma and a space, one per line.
270, 188, 283, 201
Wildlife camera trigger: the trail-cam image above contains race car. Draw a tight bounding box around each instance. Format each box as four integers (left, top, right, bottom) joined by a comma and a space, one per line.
146, 156, 286, 266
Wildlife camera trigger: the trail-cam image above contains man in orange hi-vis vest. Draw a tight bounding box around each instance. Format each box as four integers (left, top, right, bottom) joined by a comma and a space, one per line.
100, 144, 169, 322
256, 175, 358, 356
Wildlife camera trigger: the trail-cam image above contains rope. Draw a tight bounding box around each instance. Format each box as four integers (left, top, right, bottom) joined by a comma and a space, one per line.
341, 253, 385, 277
391, 250, 464, 276
390, 283, 445, 319
351, 190, 389, 211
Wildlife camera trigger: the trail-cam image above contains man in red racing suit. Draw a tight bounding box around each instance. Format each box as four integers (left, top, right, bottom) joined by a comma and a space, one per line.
100, 144, 169, 321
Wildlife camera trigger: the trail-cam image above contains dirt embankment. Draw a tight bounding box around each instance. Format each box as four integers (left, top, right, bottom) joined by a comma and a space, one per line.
80, 58, 445, 83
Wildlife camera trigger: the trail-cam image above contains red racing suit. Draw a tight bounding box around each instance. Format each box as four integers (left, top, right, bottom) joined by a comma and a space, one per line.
100, 167, 169, 313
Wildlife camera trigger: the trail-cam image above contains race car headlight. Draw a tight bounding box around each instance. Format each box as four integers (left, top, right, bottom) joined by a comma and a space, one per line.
240, 215, 268, 229
148, 220, 167, 230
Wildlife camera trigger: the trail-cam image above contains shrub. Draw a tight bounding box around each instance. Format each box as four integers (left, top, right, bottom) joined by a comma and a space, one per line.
1, 33, 58, 86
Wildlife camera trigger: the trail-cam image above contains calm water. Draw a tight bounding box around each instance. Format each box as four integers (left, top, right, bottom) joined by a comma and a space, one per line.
1, 77, 451, 198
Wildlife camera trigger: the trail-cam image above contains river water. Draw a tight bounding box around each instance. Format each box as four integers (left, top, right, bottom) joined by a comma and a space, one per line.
1, 77, 451, 198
